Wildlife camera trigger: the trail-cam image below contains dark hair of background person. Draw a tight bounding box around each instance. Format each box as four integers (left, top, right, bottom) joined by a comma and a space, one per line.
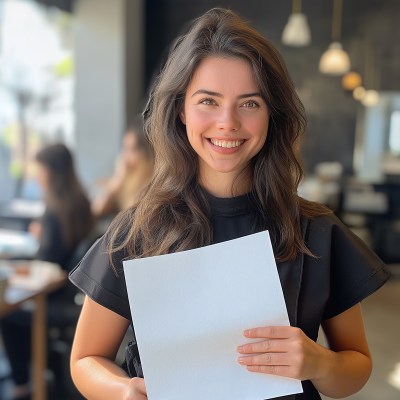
36, 143, 94, 251
107, 8, 330, 266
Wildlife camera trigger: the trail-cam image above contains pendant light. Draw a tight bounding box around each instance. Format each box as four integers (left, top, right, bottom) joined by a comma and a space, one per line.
319, 0, 350, 75
282, 0, 311, 47
353, 86, 366, 100
361, 90, 379, 107
354, 44, 380, 107
342, 71, 362, 91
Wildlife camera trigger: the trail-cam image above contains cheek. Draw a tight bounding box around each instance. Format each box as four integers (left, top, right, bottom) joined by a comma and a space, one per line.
186, 108, 215, 138
244, 115, 269, 144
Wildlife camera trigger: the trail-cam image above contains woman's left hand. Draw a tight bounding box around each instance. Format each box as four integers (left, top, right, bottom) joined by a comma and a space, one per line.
237, 326, 331, 381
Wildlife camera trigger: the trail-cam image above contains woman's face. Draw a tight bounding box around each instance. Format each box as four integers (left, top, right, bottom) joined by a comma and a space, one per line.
122, 132, 142, 169
36, 163, 50, 191
180, 57, 270, 177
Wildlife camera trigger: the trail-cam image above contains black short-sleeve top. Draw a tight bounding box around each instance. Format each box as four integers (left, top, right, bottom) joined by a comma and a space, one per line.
69, 192, 391, 400
37, 208, 70, 269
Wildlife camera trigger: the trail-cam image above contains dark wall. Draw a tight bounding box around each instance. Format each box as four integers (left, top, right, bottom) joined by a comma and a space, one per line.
145, 0, 400, 173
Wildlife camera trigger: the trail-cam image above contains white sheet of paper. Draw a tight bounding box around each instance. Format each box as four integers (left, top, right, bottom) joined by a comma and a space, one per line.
123, 230, 303, 400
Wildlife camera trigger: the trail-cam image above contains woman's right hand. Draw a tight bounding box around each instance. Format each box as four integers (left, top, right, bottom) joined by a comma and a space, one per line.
125, 378, 147, 400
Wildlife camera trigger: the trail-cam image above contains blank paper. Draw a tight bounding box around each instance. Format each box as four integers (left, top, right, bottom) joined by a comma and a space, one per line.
123, 230, 303, 400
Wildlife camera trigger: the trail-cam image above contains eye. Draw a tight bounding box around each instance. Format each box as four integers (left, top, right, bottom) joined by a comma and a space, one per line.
200, 98, 217, 106
242, 100, 259, 108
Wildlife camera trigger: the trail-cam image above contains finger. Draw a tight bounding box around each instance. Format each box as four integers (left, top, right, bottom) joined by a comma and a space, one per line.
237, 339, 288, 354
131, 377, 147, 394
238, 353, 290, 367
243, 326, 296, 339
246, 365, 294, 377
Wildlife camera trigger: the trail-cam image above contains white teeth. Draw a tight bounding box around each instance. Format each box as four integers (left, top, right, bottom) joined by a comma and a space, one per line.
210, 139, 244, 148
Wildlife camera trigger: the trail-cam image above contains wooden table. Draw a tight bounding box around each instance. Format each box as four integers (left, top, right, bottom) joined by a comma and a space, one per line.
0, 268, 68, 400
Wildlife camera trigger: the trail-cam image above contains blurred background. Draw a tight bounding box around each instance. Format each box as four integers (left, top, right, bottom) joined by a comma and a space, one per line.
0, 0, 399, 399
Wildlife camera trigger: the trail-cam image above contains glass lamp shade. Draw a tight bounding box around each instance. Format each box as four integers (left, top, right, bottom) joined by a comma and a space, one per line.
361, 90, 380, 107
353, 86, 366, 100
319, 42, 351, 75
342, 71, 362, 90
282, 13, 311, 47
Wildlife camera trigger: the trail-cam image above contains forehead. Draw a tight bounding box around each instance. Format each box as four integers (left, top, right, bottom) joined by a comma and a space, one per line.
188, 57, 259, 95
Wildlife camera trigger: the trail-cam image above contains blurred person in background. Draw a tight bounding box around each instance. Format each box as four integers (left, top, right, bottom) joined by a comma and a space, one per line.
91, 122, 154, 218
29, 143, 94, 268
0, 143, 94, 400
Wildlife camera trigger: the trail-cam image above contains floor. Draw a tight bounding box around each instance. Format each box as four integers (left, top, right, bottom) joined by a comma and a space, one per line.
0, 278, 399, 399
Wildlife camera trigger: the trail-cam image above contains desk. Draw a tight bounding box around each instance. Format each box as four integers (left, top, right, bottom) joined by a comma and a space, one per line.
0, 229, 39, 259
0, 199, 44, 231
0, 268, 68, 400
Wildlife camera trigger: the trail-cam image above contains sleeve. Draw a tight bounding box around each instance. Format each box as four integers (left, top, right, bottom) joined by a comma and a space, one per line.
68, 235, 132, 321
320, 214, 392, 321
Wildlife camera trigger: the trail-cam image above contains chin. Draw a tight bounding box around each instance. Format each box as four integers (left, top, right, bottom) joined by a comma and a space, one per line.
208, 161, 241, 174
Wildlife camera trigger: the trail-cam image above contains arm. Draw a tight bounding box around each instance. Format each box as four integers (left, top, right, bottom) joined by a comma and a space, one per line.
71, 297, 147, 400
237, 303, 372, 399
317, 303, 372, 397
28, 220, 42, 240
91, 157, 126, 217
91, 184, 120, 217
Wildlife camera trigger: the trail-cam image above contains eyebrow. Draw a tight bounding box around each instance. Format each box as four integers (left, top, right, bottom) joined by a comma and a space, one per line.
191, 89, 262, 99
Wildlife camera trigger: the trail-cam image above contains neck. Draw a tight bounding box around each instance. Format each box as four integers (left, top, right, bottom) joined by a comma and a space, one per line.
198, 159, 252, 198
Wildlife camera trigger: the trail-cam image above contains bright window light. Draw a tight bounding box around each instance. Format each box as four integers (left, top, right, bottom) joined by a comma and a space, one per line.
389, 111, 400, 156
388, 362, 400, 391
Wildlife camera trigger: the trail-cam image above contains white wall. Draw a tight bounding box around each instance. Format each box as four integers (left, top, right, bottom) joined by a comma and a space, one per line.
73, 0, 141, 191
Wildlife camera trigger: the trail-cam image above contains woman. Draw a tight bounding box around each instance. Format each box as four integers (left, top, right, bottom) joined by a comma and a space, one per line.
1, 143, 94, 400
91, 122, 154, 217
30, 143, 94, 267
69, 9, 391, 400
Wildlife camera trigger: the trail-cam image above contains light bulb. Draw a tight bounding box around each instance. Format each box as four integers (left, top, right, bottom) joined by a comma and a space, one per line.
361, 90, 380, 107
342, 72, 362, 91
353, 86, 366, 100
282, 14, 311, 47
319, 42, 351, 76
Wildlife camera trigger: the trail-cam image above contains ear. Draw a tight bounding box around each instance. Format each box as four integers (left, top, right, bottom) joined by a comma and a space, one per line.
179, 109, 186, 125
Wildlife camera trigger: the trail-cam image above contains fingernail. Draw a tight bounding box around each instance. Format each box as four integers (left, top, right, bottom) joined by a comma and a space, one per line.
237, 357, 245, 364
243, 330, 250, 336
237, 346, 244, 353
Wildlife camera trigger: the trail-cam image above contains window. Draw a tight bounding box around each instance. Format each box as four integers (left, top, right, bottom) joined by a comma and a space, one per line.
0, 0, 74, 202
389, 110, 400, 157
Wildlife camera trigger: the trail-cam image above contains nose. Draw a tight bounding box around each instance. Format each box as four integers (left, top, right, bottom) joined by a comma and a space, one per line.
215, 106, 241, 132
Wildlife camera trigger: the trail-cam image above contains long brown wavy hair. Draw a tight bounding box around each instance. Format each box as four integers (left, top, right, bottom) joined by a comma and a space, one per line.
37, 144, 94, 251
107, 8, 329, 267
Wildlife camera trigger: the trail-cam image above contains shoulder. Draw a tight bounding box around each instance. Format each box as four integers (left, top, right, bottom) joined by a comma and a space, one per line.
307, 212, 346, 232
69, 233, 132, 321
73, 233, 129, 277
305, 212, 362, 255
302, 213, 391, 320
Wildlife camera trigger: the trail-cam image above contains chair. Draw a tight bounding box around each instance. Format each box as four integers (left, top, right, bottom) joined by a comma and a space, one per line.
46, 230, 100, 399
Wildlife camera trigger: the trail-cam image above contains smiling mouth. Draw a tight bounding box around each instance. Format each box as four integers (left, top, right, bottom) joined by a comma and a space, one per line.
208, 139, 245, 148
